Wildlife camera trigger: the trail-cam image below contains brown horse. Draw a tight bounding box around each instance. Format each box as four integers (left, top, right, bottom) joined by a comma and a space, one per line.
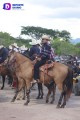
8, 52, 73, 108
0, 64, 11, 89
0, 64, 18, 90
40, 62, 73, 107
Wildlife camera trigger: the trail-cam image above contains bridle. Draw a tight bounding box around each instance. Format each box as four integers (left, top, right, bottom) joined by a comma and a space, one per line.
7, 52, 29, 72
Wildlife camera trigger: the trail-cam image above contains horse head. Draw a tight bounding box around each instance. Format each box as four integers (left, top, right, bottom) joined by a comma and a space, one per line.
6, 51, 17, 71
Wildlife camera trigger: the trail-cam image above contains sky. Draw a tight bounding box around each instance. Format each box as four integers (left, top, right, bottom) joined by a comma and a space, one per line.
0, 0, 80, 39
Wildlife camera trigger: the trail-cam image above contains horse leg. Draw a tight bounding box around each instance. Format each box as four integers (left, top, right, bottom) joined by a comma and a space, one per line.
16, 87, 25, 100
36, 83, 43, 99
8, 75, 13, 86
50, 84, 56, 104
1, 75, 5, 90
60, 85, 67, 108
11, 90, 19, 102
61, 91, 66, 108
11, 79, 23, 102
57, 84, 67, 108
46, 89, 51, 103
60, 68, 73, 108
36, 83, 41, 99
22, 87, 26, 100
57, 91, 64, 108
39, 83, 43, 99
24, 82, 31, 105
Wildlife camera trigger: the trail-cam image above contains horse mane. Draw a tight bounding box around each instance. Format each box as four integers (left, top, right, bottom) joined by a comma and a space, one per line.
14, 52, 32, 63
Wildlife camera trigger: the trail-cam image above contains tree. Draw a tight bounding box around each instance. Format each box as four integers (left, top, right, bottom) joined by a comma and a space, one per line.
0, 31, 80, 55
21, 26, 68, 39
52, 38, 80, 55
0, 32, 30, 47
59, 30, 71, 42
75, 43, 80, 48
0, 32, 11, 46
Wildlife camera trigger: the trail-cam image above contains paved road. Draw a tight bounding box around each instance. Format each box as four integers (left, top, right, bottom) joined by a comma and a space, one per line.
0, 83, 80, 120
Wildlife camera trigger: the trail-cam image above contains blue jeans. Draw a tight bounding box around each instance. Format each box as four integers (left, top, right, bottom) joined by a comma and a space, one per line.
34, 59, 47, 80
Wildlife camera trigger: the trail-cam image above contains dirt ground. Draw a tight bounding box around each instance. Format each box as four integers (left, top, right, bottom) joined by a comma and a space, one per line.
0, 83, 80, 120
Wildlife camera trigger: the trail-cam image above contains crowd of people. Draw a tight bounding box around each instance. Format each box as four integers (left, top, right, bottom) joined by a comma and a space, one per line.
0, 35, 55, 63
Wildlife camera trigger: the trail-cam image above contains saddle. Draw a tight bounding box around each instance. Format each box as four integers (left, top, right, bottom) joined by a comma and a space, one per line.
40, 61, 55, 74
32, 59, 55, 76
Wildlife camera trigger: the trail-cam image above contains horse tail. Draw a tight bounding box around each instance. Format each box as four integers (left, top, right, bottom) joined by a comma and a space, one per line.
65, 67, 73, 99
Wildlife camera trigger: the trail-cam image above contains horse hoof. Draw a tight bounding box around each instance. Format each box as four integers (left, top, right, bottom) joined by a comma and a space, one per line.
24, 103, 28, 105
22, 97, 25, 100
24, 101, 29, 105
1, 87, 3, 90
50, 101, 54, 104
11, 99, 15, 102
16, 98, 20, 100
46, 100, 49, 103
24, 100, 30, 105
60, 105, 65, 108
36, 96, 40, 99
40, 96, 43, 99
56, 105, 61, 108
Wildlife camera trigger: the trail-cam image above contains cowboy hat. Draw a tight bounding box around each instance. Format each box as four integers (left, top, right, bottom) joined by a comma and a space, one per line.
9, 45, 12, 50
42, 35, 50, 41
29, 40, 38, 45
37, 40, 41, 45
0, 45, 4, 49
20, 45, 28, 51
11, 43, 18, 48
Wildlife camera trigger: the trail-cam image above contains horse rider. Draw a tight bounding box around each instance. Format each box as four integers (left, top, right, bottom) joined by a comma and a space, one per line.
0, 45, 9, 64
33, 35, 52, 83
29, 40, 41, 60
19, 45, 28, 55
11, 43, 19, 52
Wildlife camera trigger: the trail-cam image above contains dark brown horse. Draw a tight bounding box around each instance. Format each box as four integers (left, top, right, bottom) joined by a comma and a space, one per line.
7, 52, 73, 108
0, 64, 10, 89
0, 64, 17, 90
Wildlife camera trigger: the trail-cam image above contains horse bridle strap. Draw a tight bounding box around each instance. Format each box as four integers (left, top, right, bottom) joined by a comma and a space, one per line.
8, 57, 28, 71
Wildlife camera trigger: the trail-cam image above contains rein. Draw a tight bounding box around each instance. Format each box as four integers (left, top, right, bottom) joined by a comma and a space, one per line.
8, 56, 28, 72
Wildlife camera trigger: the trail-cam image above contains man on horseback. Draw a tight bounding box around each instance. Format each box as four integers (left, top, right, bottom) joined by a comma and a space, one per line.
0, 45, 9, 64
11, 43, 19, 52
29, 40, 41, 60
33, 35, 52, 83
